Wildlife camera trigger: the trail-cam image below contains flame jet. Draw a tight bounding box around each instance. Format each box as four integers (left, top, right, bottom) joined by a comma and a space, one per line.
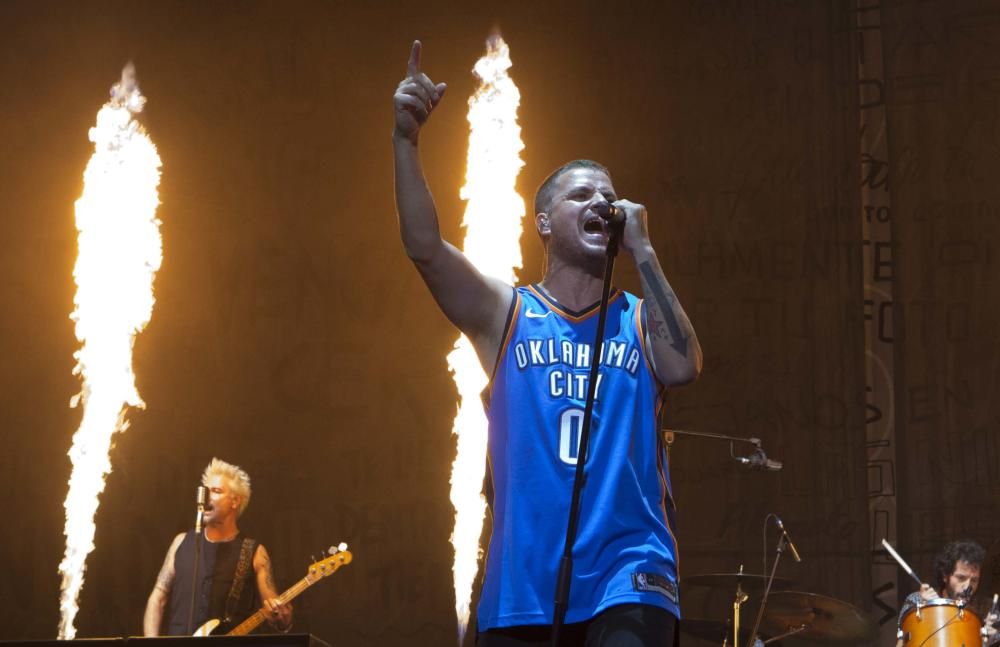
58, 63, 162, 639
448, 35, 526, 644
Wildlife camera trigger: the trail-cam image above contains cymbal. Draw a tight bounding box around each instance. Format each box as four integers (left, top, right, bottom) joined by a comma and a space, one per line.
680, 618, 760, 644
684, 572, 798, 592
759, 591, 875, 643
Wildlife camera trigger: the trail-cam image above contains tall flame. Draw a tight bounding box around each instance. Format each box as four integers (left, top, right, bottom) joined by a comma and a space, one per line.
448, 35, 525, 644
58, 63, 162, 639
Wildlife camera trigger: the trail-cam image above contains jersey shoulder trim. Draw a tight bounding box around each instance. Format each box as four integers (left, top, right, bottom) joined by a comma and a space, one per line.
482, 288, 522, 410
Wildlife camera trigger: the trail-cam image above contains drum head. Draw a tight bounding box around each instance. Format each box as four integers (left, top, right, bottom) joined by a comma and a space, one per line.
901, 597, 983, 622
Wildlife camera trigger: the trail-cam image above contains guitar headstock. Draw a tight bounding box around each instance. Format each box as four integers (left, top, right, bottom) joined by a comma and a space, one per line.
305, 543, 353, 583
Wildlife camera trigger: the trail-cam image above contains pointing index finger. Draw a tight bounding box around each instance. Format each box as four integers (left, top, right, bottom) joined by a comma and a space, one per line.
407, 40, 421, 77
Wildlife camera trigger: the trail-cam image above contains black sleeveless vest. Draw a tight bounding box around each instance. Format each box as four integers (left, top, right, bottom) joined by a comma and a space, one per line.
165, 531, 259, 635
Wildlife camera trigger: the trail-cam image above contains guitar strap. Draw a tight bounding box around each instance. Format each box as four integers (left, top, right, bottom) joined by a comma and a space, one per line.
223, 537, 258, 624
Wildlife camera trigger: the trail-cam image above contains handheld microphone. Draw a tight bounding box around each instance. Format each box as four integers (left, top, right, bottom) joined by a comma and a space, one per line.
195, 486, 207, 533
774, 516, 802, 562
593, 202, 626, 226
735, 448, 783, 472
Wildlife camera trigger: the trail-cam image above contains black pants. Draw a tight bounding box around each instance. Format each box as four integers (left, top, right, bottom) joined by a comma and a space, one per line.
478, 604, 678, 647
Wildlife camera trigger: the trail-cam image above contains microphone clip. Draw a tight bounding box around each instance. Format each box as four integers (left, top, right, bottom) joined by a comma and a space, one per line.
733, 446, 783, 472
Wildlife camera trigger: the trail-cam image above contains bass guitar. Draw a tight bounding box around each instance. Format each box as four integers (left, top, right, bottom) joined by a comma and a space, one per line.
193, 543, 352, 636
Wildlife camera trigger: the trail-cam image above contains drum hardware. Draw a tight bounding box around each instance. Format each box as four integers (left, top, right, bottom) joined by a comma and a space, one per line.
732, 566, 749, 647
684, 570, 797, 647
759, 623, 807, 644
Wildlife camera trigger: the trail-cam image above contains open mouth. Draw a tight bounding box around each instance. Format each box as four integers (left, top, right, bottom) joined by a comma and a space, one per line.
583, 217, 606, 234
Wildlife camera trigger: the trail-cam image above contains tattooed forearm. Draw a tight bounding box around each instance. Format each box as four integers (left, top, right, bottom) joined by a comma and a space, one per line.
254, 545, 280, 599
260, 553, 278, 592
645, 299, 669, 340
264, 565, 277, 593
638, 260, 689, 357
154, 570, 172, 593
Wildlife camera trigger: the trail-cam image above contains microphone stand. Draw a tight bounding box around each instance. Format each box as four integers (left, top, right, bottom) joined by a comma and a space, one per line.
187, 499, 205, 634
744, 532, 790, 647
550, 218, 624, 647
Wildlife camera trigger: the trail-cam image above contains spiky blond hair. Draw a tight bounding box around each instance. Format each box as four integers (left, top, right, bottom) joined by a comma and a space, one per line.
201, 457, 252, 517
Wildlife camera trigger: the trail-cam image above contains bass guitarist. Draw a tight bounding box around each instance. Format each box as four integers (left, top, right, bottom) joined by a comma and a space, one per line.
142, 458, 292, 636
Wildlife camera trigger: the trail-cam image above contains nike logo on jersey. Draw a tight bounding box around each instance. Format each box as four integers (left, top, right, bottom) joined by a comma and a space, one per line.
525, 310, 551, 319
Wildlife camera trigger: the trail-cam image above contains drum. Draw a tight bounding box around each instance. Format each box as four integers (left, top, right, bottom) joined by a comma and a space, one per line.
900, 598, 983, 647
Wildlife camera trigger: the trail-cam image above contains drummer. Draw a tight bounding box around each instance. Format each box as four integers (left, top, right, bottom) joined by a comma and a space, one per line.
897, 540, 997, 645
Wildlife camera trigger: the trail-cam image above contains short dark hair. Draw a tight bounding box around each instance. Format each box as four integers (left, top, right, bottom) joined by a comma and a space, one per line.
934, 540, 985, 591
533, 159, 611, 217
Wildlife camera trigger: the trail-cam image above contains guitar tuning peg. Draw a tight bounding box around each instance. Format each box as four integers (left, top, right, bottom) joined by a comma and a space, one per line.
310, 554, 318, 563
337, 542, 348, 552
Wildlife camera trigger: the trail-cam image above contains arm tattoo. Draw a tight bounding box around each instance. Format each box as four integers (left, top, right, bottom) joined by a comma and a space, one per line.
646, 304, 669, 340
155, 570, 173, 593
638, 260, 688, 357
264, 564, 277, 593
257, 548, 278, 594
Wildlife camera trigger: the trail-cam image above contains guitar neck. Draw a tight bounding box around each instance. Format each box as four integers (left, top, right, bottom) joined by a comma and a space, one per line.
227, 576, 313, 636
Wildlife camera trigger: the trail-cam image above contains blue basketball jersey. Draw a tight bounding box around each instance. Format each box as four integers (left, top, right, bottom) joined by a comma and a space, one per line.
478, 284, 679, 631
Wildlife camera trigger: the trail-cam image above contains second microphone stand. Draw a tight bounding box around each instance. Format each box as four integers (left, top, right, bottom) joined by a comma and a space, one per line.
549, 215, 624, 647
186, 492, 206, 634
745, 530, 792, 647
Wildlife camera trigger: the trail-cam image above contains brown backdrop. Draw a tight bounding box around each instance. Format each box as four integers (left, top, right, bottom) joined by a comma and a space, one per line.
0, 1, 996, 645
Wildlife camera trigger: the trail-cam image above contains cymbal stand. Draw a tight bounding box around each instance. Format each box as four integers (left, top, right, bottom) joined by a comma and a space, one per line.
729, 566, 749, 647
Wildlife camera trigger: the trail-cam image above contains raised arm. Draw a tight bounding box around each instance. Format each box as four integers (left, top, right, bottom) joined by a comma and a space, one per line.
393, 40, 512, 371
617, 200, 702, 387
143, 533, 184, 636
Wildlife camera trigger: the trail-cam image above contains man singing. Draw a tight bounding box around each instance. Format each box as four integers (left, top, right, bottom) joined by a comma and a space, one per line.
393, 40, 701, 646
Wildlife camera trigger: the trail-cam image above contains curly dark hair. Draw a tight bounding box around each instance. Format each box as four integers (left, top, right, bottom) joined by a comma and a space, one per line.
934, 540, 986, 592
